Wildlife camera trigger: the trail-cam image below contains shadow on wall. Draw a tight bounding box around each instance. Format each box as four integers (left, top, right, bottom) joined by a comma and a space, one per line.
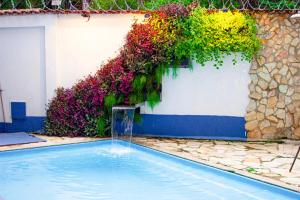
0, 102, 45, 133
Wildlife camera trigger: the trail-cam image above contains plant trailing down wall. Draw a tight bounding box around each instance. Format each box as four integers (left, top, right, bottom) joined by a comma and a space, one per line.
45, 3, 260, 137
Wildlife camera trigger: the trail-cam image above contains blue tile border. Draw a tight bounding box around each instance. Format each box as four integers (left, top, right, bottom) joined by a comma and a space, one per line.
1, 104, 246, 140
0, 117, 45, 133
0, 102, 45, 133
133, 114, 246, 140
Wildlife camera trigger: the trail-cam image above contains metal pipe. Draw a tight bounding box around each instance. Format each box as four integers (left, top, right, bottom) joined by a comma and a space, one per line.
0, 83, 6, 132
289, 146, 300, 172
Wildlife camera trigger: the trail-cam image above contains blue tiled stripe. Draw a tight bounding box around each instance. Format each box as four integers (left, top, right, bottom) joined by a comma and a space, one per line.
0, 102, 45, 133
1, 107, 246, 140
133, 114, 246, 140
0, 117, 45, 133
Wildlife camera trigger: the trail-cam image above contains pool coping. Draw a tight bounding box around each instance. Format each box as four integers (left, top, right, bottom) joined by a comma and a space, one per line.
0, 138, 109, 152
132, 141, 300, 193
0, 138, 299, 193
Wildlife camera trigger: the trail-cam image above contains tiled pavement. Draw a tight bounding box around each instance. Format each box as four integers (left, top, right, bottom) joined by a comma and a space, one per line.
132, 137, 300, 192
0, 134, 100, 151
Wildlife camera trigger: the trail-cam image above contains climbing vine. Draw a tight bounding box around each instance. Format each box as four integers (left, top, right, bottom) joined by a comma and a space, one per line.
45, 3, 260, 137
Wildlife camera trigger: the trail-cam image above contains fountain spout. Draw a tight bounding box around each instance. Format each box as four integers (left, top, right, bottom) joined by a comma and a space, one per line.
111, 106, 136, 145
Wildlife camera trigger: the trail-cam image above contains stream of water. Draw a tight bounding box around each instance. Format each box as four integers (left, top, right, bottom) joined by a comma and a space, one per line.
111, 106, 135, 150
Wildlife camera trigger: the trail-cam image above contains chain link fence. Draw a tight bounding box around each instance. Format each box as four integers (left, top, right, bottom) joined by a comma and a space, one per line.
0, 0, 299, 11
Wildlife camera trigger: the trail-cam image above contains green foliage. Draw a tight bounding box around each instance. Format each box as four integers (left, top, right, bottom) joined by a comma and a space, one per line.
45, 4, 261, 138
134, 110, 142, 123
104, 93, 117, 109
176, 8, 261, 68
84, 116, 100, 136
246, 167, 257, 173
7, 0, 38, 8
129, 93, 144, 105
144, 0, 298, 10
155, 65, 165, 85
96, 117, 107, 137
2, 0, 73, 9
198, 0, 240, 9
85, 116, 109, 137
90, 0, 139, 10
147, 90, 160, 108
130, 75, 148, 104
133, 75, 147, 91
144, 0, 245, 10
259, 0, 298, 9
84, 114, 111, 137
145, 0, 193, 10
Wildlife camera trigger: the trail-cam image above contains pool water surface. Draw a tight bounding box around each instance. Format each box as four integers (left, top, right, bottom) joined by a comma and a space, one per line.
0, 140, 299, 200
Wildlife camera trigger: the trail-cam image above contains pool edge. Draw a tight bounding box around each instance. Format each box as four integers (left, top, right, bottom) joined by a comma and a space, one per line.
130, 141, 300, 193
0, 137, 110, 153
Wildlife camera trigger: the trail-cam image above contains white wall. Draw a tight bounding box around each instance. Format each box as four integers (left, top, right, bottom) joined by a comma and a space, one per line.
0, 14, 251, 124
0, 27, 46, 122
55, 14, 142, 88
0, 14, 142, 123
141, 56, 251, 117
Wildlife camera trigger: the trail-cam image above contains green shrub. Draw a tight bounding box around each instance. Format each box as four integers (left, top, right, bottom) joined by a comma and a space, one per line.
258, 0, 298, 9
144, 0, 193, 9
175, 8, 261, 68
90, 0, 139, 10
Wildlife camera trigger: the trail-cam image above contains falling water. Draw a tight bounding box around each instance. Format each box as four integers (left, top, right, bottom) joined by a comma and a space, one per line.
111, 106, 135, 150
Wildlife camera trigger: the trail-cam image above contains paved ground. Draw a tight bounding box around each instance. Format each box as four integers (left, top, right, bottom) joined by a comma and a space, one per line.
0, 135, 299, 192
133, 137, 300, 192
0, 134, 100, 151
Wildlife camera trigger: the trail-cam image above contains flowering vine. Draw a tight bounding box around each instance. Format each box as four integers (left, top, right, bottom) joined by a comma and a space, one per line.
45, 3, 260, 137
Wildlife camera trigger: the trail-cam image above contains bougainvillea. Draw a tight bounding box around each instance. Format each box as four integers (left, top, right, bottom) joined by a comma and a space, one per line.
45, 3, 260, 137
122, 23, 157, 73
46, 56, 134, 136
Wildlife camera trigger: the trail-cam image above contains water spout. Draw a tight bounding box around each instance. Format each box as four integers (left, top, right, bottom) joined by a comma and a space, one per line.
111, 106, 136, 147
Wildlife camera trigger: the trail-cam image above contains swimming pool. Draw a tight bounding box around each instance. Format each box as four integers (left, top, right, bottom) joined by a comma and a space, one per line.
0, 140, 299, 200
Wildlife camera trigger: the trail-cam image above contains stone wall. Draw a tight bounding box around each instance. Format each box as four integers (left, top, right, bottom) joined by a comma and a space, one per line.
246, 12, 300, 140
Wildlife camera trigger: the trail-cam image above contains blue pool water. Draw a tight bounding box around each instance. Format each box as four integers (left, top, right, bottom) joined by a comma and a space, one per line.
0, 140, 299, 200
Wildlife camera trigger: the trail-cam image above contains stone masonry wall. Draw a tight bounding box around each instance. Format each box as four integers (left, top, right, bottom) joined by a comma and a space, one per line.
246, 12, 300, 140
